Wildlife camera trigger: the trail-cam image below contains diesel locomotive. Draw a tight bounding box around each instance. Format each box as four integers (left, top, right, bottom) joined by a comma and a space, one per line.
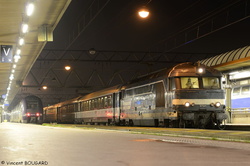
43, 62, 227, 129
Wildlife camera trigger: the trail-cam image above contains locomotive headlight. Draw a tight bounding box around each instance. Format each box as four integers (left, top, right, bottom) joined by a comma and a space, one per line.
198, 67, 204, 73
184, 102, 190, 107
215, 102, 221, 108
196, 66, 205, 74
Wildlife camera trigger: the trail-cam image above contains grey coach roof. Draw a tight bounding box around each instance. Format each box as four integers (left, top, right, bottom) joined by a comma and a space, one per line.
200, 46, 250, 72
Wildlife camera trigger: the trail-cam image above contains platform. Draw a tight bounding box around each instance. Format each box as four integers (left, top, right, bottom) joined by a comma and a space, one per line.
42, 123, 250, 142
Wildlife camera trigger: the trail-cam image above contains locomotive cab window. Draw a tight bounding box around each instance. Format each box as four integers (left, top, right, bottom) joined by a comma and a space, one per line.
27, 101, 39, 109
170, 78, 176, 90
202, 77, 220, 89
180, 77, 199, 89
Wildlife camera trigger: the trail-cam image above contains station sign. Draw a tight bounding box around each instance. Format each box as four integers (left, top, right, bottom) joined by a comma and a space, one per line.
0, 45, 13, 63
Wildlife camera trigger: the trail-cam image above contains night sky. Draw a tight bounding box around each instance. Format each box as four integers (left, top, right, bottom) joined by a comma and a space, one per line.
45, 0, 249, 54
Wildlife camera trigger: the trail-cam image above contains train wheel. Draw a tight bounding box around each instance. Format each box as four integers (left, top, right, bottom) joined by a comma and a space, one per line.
217, 119, 226, 130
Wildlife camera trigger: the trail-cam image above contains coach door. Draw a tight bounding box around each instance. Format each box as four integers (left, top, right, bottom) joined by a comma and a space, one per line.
57, 107, 61, 123
113, 92, 121, 124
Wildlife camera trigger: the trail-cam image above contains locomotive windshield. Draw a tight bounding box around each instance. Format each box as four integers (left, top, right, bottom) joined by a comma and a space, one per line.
202, 77, 220, 89
27, 101, 39, 109
181, 77, 199, 89
170, 77, 221, 90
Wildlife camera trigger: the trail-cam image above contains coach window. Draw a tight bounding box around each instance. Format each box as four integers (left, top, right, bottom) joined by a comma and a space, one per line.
232, 87, 240, 96
97, 98, 100, 109
74, 103, 78, 112
89, 100, 93, 110
125, 89, 133, 98
104, 96, 108, 108
94, 99, 97, 109
92, 99, 96, 110
105, 96, 112, 108
242, 86, 250, 95
83, 101, 86, 111
81, 101, 84, 111
100, 97, 104, 109
85, 101, 89, 111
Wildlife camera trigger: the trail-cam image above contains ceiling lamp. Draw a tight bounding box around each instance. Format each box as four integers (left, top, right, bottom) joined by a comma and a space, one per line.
42, 86, 48, 90
26, 3, 35, 16
14, 55, 21, 63
22, 23, 29, 33
65, 66, 71, 71
138, 6, 150, 18
9, 74, 14, 80
88, 48, 96, 55
16, 49, 21, 55
19, 38, 24, 46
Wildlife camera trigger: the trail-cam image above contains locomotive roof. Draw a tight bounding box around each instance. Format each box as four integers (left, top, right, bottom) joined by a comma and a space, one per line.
169, 62, 222, 77
123, 66, 172, 88
122, 62, 222, 89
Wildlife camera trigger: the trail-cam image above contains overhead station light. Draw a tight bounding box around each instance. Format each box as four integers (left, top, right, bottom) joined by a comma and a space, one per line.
138, 0, 152, 19
138, 7, 150, 18
26, 3, 35, 16
19, 37, 25, 46
42, 86, 48, 90
65, 66, 71, 71
5, 1, 36, 105
16, 49, 21, 55
14, 55, 21, 63
9, 74, 14, 81
22, 23, 29, 33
